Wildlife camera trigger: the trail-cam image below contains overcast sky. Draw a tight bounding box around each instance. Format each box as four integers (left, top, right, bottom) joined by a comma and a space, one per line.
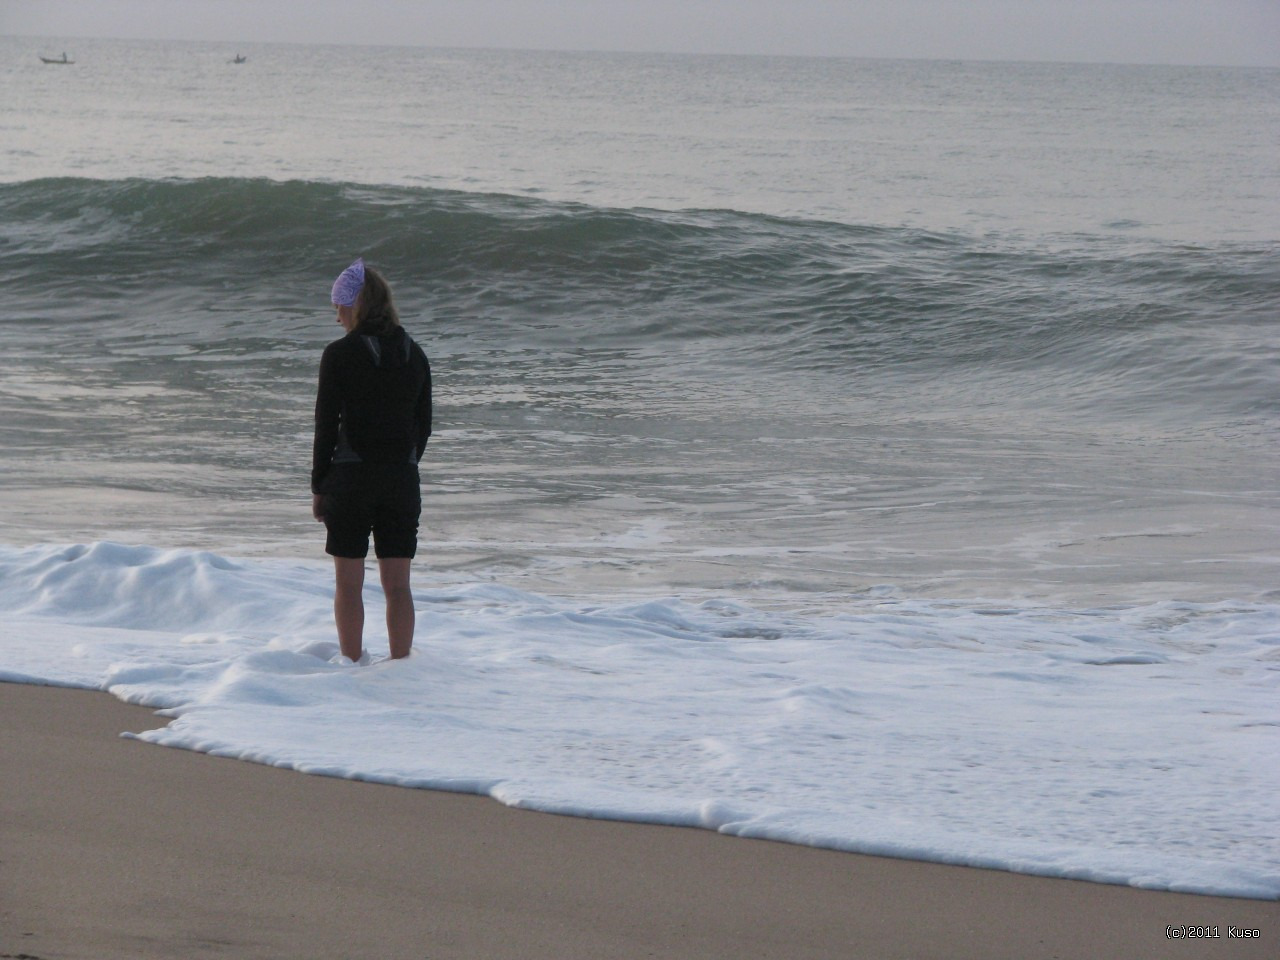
3, 0, 1277, 67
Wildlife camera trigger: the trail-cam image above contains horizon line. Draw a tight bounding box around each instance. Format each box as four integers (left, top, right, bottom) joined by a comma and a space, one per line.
7, 31, 1279, 72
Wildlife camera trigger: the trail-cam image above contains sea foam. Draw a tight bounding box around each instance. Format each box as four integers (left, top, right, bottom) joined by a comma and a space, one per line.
2, 541, 1277, 899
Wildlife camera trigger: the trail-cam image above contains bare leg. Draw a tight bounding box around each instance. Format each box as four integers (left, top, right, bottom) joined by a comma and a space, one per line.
333, 557, 366, 661
378, 557, 415, 659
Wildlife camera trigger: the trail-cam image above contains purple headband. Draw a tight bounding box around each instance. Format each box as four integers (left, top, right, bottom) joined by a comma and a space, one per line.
330, 257, 366, 306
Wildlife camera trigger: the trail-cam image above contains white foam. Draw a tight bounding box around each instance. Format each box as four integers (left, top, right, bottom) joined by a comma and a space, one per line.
2, 541, 1277, 899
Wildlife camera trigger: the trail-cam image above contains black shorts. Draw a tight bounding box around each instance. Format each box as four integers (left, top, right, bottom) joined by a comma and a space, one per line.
320, 463, 421, 559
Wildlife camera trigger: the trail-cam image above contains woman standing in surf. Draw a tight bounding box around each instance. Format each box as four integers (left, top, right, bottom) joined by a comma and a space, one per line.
311, 258, 432, 662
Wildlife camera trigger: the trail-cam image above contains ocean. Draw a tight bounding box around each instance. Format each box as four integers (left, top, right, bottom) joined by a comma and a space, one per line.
1, 36, 1277, 898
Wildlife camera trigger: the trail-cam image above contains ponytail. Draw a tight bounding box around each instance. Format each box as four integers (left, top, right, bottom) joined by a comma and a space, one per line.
355, 266, 401, 336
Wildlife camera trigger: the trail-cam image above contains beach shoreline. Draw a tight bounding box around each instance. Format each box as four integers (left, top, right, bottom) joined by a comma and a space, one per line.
3, 680, 1274, 960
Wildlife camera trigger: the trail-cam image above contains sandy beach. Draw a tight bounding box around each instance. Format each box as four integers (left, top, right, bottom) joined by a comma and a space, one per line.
2, 680, 1274, 960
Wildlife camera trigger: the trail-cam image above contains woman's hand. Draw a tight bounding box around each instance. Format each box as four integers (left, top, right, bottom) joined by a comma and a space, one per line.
312, 493, 325, 522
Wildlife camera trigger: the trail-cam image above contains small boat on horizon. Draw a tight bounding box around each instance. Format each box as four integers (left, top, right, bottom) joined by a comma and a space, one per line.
230, 54, 247, 64
40, 52, 74, 65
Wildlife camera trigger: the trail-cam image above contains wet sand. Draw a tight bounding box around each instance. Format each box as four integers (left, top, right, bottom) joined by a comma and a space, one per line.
2, 681, 1275, 959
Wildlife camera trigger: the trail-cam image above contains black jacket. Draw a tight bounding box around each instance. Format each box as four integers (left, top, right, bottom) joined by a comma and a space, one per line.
311, 327, 432, 493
